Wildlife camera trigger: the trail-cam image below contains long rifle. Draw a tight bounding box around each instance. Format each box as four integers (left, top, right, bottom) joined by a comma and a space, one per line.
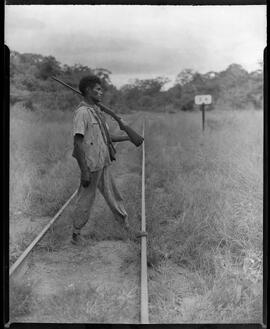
51, 76, 144, 147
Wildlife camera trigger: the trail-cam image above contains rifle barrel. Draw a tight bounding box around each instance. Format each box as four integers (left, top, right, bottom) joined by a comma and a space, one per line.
51, 76, 82, 96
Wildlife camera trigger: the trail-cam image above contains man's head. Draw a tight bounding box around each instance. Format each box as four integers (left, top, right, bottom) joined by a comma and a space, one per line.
79, 75, 103, 103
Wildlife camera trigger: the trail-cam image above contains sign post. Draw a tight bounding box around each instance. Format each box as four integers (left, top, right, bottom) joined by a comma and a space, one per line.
202, 102, 205, 132
194, 95, 212, 132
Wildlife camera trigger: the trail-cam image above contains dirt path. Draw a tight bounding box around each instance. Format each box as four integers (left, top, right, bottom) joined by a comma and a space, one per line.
14, 240, 140, 323
10, 214, 52, 265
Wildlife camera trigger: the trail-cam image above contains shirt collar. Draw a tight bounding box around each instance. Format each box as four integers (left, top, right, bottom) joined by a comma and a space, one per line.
80, 100, 93, 107
80, 100, 100, 111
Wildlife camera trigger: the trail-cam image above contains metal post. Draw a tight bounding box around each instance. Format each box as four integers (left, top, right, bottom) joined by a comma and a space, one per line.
140, 121, 149, 324
201, 103, 205, 132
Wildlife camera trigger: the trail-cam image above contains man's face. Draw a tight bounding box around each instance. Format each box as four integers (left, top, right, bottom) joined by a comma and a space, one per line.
86, 83, 103, 103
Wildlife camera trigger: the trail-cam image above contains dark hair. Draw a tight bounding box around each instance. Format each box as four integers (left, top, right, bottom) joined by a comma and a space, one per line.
79, 75, 101, 96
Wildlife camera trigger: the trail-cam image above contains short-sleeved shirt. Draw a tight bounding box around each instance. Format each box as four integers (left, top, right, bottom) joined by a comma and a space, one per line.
72, 101, 111, 172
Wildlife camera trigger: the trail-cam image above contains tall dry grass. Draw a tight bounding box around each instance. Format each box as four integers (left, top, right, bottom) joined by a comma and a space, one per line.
145, 109, 263, 323
10, 104, 79, 218
9, 104, 79, 263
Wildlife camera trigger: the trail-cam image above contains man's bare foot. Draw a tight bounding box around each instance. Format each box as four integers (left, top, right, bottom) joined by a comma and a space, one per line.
123, 216, 131, 231
115, 215, 130, 231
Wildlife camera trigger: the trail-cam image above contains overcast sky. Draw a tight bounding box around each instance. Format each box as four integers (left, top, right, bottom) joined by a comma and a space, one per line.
5, 5, 266, 88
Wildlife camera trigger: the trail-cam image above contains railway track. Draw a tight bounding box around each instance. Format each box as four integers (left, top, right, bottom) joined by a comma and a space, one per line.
9, 116, 149, 324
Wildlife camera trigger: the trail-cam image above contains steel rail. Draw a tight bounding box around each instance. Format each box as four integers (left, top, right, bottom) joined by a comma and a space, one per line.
140, 121, 149, 324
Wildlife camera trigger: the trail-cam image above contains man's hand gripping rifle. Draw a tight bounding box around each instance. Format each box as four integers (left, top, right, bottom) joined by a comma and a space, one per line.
51, 76, 144, 147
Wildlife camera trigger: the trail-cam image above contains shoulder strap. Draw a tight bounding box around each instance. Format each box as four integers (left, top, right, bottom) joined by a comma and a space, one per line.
92, 107, 116, 160
91, 108, 109, 144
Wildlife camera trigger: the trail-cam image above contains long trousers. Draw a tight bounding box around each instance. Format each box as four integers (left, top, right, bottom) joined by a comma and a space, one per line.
72, 165, 128, 232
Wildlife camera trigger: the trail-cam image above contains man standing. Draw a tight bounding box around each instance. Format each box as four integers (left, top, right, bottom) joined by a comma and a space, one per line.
71, 75, 131, 245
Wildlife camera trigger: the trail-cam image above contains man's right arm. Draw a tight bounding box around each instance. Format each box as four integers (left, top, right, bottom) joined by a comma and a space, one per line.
73, 134, 90, 187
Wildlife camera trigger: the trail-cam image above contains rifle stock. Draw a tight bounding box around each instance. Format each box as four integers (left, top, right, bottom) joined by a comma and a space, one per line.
98, 103, 144, 146
51, 76, 144, 147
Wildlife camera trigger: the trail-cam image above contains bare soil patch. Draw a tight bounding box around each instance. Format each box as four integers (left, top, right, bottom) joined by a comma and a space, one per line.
11, 240, 140, 323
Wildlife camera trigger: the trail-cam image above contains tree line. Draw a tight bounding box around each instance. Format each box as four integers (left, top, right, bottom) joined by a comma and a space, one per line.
10, 50, 263, 113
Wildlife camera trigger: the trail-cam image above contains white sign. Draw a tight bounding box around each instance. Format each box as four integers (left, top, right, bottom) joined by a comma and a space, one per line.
195, 95, 212, 105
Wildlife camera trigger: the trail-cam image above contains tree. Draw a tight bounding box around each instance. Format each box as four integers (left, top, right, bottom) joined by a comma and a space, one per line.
216, 64, 260, 109
132, 77, 169, 96
166, 84, 182, 108
219, 64, 248, 86
119, 77, 170, 111
93, 68, 112, 89
61, 63, 93, 87
176, 69, 196, 86
36, 56, 61, 80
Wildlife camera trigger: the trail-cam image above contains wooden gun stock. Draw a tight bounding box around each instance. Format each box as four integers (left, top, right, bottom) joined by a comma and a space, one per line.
98, 103, 144, 146
51, 76, 144, 147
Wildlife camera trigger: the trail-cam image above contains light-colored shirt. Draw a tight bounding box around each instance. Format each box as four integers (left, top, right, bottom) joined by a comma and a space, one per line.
72, 101, 111, 172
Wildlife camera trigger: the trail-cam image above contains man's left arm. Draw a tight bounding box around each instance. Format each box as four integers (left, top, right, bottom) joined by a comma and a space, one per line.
110, 134, 130, 142
105, 117, 130, 142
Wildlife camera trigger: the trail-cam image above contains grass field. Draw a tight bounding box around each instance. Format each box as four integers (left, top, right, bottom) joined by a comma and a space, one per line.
10, 104, 78, 263
10, 104, 77, 218
10, 104, 263, 323
144, 109, 263, 322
